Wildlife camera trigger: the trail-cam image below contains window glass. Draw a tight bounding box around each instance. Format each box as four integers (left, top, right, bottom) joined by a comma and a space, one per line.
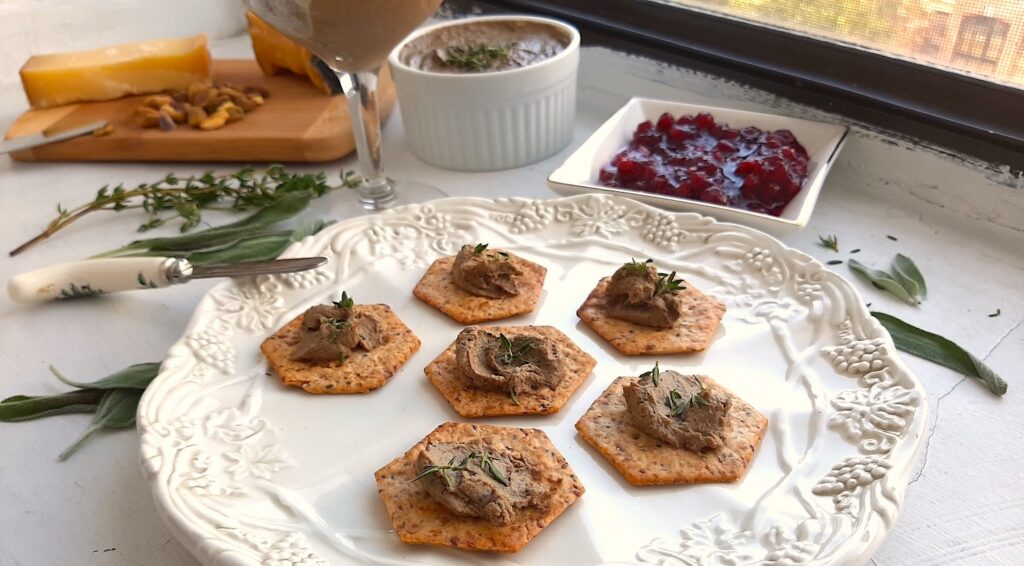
660, 0, 1024, 88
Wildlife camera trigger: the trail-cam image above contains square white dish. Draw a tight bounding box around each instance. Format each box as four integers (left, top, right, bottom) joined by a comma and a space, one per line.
547, 97, 849, 234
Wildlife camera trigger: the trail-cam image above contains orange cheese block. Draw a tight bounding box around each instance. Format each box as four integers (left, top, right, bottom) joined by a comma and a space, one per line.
19, 34, 212, 109
246, 11, 332, 94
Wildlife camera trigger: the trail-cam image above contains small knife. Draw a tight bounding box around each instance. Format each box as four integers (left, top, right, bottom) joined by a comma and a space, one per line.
7, 256, 328, 303
0, 120, 109, 155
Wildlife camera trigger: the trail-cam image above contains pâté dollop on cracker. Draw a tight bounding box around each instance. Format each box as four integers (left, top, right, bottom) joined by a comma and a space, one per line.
576, 363, 767, 485
413, 243, 546, 324
374, 422, 584, 553
425, 325, 596, 417
577, 258, 725, 355
260, 291, 420, 394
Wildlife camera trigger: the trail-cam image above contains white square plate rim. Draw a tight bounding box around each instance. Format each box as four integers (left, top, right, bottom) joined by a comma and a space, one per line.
547, 96, 849, 232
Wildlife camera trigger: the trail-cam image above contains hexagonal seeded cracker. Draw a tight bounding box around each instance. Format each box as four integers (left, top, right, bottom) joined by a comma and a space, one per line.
425, 326, 597, 417
374, 422, 585, 553
260, 304, 420, 394
575, 376, 767, 485
576, 277, 726, 355
413, 255, 546, 324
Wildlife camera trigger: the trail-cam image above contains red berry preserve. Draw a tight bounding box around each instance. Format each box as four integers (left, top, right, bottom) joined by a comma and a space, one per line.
597, 112, 810, 217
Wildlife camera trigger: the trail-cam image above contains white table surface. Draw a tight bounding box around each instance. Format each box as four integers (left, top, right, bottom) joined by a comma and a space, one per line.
0, 36, 1022, 566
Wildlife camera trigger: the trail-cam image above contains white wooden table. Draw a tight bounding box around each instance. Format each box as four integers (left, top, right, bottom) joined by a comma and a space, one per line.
0, 36, 1021, 566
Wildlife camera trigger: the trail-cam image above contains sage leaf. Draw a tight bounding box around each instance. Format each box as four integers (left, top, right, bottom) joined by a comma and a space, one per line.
49, 362, 160, 391
289, 220, 334, 243
892, 253, 927, 300
873, 311, 1007, 396
59, 388, 143, 461
849, 259, 918, 305
97, 190, 314, 256
187, 232, 294, 265
0, 389, 105, 422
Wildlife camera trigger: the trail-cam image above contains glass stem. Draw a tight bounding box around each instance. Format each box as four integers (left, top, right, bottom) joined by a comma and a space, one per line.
338, 66, 396, 210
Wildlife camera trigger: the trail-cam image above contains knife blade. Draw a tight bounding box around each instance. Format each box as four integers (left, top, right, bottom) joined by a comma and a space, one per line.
8, 256, 328, 304
0, 120, 109, 155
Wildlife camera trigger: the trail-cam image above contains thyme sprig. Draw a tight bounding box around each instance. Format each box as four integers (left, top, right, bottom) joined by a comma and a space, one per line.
664, 378, 709, 418
478, 452, 509, 486
818, 234, 839, 252
334, 291, 355, 311
497, 334, 535, 365
10, 165, 360, 256
654, 271, 686, 295
442, 43, 514, 72
622, 257, 653, 276
473, 243, 489, 254
639, 361, 661, 387
412, 452, 476, 488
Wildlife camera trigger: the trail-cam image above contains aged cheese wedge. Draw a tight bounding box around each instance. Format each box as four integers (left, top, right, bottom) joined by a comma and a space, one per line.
246, 11, 331, 94
19, 34, 212, 109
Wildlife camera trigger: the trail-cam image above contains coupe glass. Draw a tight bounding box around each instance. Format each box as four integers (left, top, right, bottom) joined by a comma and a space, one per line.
244, 0, 445, 213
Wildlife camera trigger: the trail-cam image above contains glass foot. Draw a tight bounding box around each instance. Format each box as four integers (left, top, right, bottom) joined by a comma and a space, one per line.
334, 178, 448, 218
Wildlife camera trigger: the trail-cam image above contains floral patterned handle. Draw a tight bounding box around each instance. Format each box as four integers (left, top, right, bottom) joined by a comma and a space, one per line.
7, 257, 180, 303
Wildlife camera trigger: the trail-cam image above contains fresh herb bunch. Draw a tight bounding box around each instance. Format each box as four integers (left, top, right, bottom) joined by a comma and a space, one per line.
640, 361, 662, 386
0, 363, 160, 460
443, 43, 513, 71
623, 258, 654, 276
654, 271, 686, 295
497, 334, 535, 365
11, 166, 359, 256
88, 191, 333, 266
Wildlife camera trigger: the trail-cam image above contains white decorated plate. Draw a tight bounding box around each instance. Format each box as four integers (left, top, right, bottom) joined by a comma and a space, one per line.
139, 194, 925, 566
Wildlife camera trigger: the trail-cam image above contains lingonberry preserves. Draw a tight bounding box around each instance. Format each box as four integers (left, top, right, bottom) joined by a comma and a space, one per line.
598, 112, 810, 216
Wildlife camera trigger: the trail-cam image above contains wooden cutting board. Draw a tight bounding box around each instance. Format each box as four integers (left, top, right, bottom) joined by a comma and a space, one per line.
4, 59, 396, 163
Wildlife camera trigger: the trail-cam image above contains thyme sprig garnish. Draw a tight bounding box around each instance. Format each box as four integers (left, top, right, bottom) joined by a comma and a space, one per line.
818, 234, 839, 252
623, 258, 653, 276
497, 334, 535, 365
10, 165, 360, 256
473, 243, 489, 254
478, 452, 509, 486
442, 43, 514, 72
322, 317, 352, 332
509, 387, 520, 406
334, 291, 354, 310
654, 271, 686, 295
664, 378, 709, 418
639, 361, 661, 387
412, 452, 476, 488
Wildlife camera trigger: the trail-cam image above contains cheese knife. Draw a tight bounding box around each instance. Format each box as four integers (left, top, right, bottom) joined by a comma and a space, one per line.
7, 256, 327, 303
0, 120, 109, 155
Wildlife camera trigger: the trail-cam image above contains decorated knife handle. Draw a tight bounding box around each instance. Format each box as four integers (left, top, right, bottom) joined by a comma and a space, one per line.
7, 257, 190, 303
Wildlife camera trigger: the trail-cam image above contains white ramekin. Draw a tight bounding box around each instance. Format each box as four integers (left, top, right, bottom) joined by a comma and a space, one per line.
388, 16, 580, 172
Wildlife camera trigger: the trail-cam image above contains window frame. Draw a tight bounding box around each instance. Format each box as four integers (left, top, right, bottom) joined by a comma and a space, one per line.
446, 0, 1024, 169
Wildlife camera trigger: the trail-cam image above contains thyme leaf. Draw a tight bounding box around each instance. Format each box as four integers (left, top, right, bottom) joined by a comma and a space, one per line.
818, 234, 839, 252
473, 243, 489, 254
478, 452, 509, 486
639, 361, 661, 387
654, 271, 686, 295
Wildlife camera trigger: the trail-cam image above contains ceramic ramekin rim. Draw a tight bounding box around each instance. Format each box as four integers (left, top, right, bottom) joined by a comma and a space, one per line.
388, 15, 581, 80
